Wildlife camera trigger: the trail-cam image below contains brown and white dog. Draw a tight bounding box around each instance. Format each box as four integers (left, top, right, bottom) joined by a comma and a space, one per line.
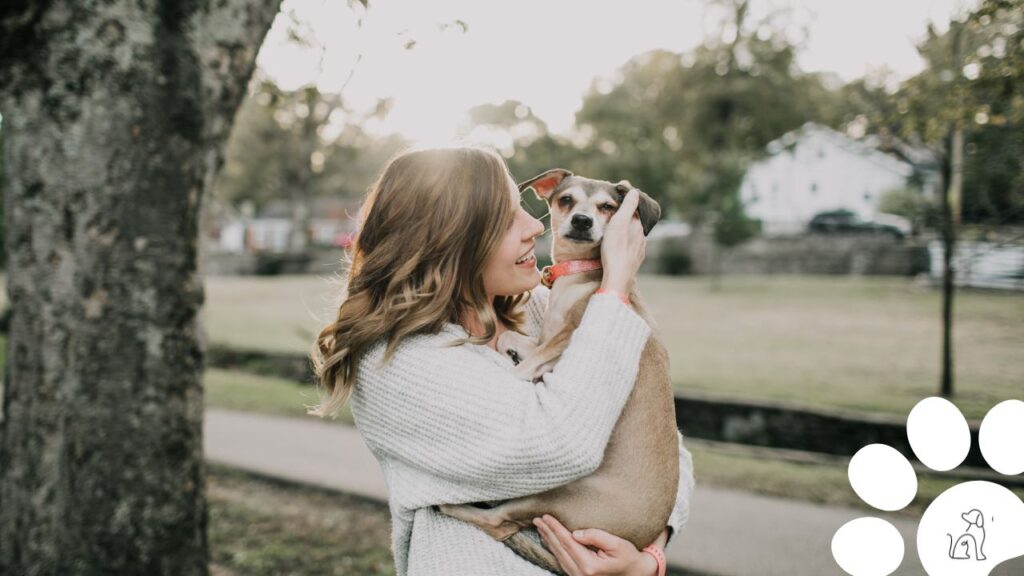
438, 169, 679, 574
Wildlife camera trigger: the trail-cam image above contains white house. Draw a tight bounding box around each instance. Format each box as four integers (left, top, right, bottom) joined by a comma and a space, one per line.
739, 122, 939, 236
204, 197, 359, 253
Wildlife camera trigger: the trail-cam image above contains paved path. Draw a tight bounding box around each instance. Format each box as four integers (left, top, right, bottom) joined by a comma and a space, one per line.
204, 408, 926, 576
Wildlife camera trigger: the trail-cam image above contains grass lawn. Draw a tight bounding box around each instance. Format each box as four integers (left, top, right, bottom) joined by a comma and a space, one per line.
198, 273, 1023, 420
208, 463, 395, 576
205, 367, 355, 425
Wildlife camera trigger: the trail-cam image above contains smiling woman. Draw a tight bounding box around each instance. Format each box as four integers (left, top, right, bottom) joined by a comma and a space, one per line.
306, 144, 694, 575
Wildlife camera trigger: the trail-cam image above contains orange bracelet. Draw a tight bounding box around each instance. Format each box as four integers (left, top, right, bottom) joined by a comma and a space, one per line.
642, 544, 667, 576
595, 287, 631, 306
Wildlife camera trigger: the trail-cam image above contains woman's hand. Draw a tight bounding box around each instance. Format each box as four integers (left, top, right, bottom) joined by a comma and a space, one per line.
533, 514, 661, 576
600, 188, 647, 294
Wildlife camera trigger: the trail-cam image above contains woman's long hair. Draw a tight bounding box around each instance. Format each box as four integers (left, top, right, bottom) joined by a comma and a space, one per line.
307, 145, 532, 419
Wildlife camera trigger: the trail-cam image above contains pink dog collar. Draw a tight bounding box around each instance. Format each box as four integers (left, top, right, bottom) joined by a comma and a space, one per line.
540, 258, 603, 288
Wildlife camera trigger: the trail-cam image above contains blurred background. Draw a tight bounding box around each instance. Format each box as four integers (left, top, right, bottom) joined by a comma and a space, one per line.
1, 0, 1021, 575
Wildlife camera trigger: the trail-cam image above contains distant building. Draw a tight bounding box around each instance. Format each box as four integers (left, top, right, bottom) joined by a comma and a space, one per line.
204, 197, 360, 253
739, 122, 940, 236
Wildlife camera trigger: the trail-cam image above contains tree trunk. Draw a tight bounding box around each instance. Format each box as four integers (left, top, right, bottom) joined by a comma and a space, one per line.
938, 20, 966, 399
939, 132, 957, 398
0, 2, 281, 574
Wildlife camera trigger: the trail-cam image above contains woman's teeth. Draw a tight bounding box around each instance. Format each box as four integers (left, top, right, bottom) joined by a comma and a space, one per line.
515, 251, 535, 265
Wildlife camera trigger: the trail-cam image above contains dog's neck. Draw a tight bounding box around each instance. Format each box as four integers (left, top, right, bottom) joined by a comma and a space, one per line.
540, 258, 603, 288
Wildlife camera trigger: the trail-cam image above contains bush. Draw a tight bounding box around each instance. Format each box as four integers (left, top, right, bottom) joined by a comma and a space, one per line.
878, 186, 940, 234
658, 240, 692, 275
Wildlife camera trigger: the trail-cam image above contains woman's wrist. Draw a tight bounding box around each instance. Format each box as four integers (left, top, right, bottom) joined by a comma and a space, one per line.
640, 544, 667, 576
595, 287, 630, 306
600, 273, 630, 294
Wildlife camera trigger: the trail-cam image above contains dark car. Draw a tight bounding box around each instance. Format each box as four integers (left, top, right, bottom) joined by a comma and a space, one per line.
808, 209, 905, 240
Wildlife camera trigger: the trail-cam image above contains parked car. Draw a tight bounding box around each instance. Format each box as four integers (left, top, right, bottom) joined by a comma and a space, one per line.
808, 209, 905, 240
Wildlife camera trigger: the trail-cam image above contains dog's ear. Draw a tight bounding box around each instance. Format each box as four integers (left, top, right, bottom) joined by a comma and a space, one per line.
518, 168, 573, 200
615, 181, 661, 236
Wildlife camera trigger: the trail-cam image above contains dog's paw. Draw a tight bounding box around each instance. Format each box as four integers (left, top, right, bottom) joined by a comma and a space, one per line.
830, 398, 1024, 576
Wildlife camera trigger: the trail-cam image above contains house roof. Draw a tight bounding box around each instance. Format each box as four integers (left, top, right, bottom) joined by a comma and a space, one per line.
763, 122, 934, 177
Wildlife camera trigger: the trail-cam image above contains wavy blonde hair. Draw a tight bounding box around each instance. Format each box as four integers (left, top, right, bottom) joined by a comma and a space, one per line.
307, 145, 533, 419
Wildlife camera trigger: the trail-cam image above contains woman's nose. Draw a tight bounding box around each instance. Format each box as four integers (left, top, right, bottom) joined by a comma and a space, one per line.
527, 216, 544, 239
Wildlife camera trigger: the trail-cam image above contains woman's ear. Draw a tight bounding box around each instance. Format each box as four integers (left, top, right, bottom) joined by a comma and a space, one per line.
518, 169, 573, 200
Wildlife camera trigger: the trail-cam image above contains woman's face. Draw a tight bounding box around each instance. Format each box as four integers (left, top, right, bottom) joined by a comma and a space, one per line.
481, 173, 546, 298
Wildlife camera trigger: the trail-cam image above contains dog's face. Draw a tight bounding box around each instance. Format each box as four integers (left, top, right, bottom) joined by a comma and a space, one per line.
518, 168, 661, 261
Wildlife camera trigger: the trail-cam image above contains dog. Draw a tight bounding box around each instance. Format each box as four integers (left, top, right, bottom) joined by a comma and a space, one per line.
948, 508, 987, 560
437, 168, 679, 574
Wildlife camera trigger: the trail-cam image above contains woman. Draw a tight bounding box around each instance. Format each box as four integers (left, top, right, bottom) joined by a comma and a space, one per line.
309, 145, 695, 575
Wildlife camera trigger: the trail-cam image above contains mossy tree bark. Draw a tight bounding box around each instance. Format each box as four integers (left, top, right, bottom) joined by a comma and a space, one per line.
0, 1, 282, 574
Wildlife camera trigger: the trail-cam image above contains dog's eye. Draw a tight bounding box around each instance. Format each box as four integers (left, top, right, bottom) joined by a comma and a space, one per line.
558, 195, 572, 207
600, 203, 615, 211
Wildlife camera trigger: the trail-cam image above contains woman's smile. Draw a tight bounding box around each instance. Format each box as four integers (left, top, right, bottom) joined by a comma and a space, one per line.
515, 249, 536, 267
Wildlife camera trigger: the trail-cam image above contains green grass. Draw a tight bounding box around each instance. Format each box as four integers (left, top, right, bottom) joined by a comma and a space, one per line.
208, 464, 395, 576
639, 274, 1023, 419
688, 440, 1024, 517
197, 273, 1024, 419
204, 367, 354, 425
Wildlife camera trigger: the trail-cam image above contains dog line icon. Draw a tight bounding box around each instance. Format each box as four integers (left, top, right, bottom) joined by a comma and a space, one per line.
946, 508, 987, 561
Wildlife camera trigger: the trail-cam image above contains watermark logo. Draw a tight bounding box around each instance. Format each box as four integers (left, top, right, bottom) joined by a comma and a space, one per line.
831, 398, 1024, 576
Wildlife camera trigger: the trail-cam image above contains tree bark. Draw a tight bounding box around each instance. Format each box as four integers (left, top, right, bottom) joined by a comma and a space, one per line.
0, 1, 281, 574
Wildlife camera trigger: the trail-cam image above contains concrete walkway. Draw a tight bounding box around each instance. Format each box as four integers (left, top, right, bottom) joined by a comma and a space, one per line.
204, 408, 926, 576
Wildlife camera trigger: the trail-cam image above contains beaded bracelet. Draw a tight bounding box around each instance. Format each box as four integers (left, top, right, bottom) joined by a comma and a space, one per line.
595, 287, 631, 306
642, 544, 667, 576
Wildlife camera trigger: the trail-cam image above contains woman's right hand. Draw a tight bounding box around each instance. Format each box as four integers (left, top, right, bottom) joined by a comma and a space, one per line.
600, 188, 647, 294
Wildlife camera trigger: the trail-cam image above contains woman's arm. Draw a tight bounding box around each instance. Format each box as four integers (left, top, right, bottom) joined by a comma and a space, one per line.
665, 429, 696, 544
351, 291, 651, 507
534, 431, 695, 575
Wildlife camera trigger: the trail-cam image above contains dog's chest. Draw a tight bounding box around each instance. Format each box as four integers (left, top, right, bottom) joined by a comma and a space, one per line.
540, 282, 598, 341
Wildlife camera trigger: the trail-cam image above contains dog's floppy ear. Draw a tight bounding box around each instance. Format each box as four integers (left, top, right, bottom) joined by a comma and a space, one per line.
518, 168, 573, 200
615, 181, 661, 236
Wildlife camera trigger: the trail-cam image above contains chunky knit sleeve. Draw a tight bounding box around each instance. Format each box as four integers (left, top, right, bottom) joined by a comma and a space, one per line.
351, 292, 651, 507
666, 430, 696, 543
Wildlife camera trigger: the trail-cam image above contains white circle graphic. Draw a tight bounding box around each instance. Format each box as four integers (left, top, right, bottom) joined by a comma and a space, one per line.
832, 517, 905, 576
849, 444, 917, 511
979, 399, 1024, 476
907, 396, 971, 471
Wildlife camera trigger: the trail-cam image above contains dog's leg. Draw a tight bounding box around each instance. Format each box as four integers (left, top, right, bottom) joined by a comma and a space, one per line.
497, 330, 539, 366
436, 503, 524, 541
505, 531, 565, 575
510, 324, 574, 381
438, 499, 567, 575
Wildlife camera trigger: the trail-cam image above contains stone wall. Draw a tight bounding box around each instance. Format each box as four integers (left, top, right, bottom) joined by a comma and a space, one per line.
663, 228, 930, 276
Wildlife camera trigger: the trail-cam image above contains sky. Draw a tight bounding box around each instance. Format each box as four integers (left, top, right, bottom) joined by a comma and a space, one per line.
255, 0, 978, 146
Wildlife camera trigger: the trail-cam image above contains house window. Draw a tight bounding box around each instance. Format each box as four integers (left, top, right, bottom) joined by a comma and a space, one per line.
810, 182, 817, 195
818, 148, 825, 159
864, 192, 872, 201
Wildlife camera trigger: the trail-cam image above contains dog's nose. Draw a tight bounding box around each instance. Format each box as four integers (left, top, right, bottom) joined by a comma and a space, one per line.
571, 214, 593, 231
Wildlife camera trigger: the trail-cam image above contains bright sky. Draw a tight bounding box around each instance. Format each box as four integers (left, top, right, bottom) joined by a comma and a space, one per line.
256, 0, 977, 146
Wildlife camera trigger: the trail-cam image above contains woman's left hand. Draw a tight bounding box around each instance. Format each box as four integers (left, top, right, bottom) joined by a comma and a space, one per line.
533, 514, 659, 576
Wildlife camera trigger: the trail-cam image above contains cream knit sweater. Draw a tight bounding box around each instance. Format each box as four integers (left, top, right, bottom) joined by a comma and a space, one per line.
350, 284, 696, 575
